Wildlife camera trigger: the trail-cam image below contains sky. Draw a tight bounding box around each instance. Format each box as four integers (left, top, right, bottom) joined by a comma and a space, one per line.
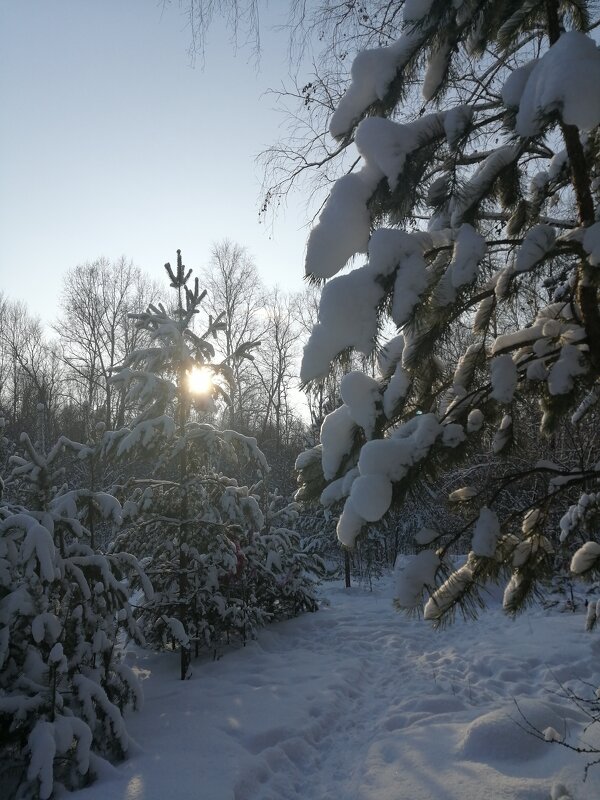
0, 0, 315, 325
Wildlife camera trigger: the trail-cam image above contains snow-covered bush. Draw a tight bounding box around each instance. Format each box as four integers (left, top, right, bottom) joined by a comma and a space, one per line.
109, 251, 322, 678
297, 1, 600, 623
0, 431, 147, 799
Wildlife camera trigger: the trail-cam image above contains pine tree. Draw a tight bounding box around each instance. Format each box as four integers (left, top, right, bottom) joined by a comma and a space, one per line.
110, 251, 322, 679
0, 412, 148, 799
297, 1, 600, 623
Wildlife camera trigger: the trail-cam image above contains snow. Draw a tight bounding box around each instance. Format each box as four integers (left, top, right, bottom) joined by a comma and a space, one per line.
548, 148, 569, 182
304, 166, 380, 280
301, 227, 451, 383
294, 447, 321, 471
319, 477, 345, 508
422, 39, 451, 101
320, 404, 356, 481
560, 493, 598, 543
515, 225, 556, 273
467, 408, 484, 433
404, 0, 435, 23
301, 265, 384, 383
329, 31, 424, 138
394, 549, 440, 609
441, 423, 465, 448
424, 562, 474, 620
493, 323, 545, 354
355, 113, 445, 191
502, 60, 539, 109
116, 416, 176, 457
383, 360, 410, 417
452, 343, 482, 391
377, 334, 405, 378
70, 574, 600, 800
391, 242, 430, 326
448, 223, 487, 289
514, 32, 600, 136
336, 496, 364, 547
348, 473, 392, 522
548, 344, 587, 395
28, 721, 56, 800
20, 520, 57, 583
332, 414, 444, 546
340, 371, 380, 439
450, 145, 521, 228
570, 541, 600, 575
449, 486, 477, 502
490, 354, 518, 404
492, 414, 513, 454
583, 222, 600, 266
471, 506, 501, 557
358, 414, 441, 484
460, 698, 567, 762
443, 105, 473, 151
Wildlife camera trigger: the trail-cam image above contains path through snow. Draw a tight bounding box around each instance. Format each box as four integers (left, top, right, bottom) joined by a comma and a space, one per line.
76, 577, 600, 800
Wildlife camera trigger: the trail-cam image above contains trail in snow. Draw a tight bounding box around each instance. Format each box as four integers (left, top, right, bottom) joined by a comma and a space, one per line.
76, 577, 600, 800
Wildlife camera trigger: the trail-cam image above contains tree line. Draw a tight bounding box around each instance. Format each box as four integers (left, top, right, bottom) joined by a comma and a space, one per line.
0, 240, 331, 494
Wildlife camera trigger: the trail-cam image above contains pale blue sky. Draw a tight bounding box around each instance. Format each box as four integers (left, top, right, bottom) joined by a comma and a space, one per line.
0, 0, 313, 323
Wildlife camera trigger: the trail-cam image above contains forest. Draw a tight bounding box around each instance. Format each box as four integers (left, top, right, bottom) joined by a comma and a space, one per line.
3, 1, 600, 798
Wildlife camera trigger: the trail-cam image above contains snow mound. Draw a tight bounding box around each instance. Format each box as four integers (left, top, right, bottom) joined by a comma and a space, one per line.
460, 699, 566, 763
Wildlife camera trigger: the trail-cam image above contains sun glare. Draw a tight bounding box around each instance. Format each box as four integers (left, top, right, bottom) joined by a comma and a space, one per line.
187, 366, 213, 395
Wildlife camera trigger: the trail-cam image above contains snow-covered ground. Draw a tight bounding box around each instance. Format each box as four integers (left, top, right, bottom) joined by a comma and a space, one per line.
75, 576, 600, 800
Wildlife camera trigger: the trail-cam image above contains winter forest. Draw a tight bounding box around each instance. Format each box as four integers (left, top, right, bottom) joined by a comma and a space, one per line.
3, 1, 600, 798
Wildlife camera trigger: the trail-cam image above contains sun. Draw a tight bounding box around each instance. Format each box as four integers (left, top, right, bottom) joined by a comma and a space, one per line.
187, 366, 213, 395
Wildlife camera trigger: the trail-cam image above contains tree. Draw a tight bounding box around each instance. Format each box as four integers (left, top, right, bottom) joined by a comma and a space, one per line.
168, 0, 262, 62
109, 250, 321, 680
0, 296, 64, 442
260, 1, 408, 223
254, 290, 299, 446
200, 240, 265, 432
0, 419, 149, 799
55, 257, 159, 433
296, 1, 600, 623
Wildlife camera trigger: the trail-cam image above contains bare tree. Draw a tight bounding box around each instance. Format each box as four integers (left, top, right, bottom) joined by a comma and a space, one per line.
55, 257, 158, 432
253, 288, 302, 450
0, 296, 63, 441
165, 0, 261, 62
200, 240, 266, 431
259, 1, 408, 226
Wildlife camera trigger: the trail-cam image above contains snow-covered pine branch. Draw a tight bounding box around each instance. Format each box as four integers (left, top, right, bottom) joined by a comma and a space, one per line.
296, 0, 600, 623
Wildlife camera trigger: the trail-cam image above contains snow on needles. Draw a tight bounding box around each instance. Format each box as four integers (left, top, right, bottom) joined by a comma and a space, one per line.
490, 354, 518, 404
329, 30, 424, 139
336, 414, 442, 547
300, 265, 384, 383
447, 223, 487, 290
302, 228, 447, 383
305, 114, 448, 282
340, 371, 380, 439
304, 167, 380, 280
403, 0, 435, 23
471, 507, 501, 558
515, 225, 556, 273
354, 113, 446, 191
395, 549, 440, 609
350, 474, 393, 522
320, 404, 356, 481
507, 31, 600, 136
